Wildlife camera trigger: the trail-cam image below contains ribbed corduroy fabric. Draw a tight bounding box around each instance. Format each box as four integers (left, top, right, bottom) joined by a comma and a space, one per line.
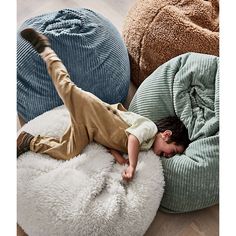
17, 8, 130, 122
129, 52, 219, 213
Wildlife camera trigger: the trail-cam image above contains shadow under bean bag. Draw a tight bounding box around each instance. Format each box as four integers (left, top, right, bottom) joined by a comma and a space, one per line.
129, 52, 219, 213
17, 8, 130, 122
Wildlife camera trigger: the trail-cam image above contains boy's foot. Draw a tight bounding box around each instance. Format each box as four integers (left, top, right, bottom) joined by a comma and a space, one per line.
17, 131, 34, 158
20, 28, 51, 53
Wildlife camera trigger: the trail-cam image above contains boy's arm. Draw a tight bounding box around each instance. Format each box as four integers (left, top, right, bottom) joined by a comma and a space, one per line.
109, 149, 129, 165
122, 134, 140, 181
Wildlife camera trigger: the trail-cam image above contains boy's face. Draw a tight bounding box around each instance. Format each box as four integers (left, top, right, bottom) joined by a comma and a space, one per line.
152, 130, 185, 158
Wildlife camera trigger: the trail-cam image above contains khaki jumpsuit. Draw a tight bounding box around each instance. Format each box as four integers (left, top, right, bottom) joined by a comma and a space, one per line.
30, 51, 129, 160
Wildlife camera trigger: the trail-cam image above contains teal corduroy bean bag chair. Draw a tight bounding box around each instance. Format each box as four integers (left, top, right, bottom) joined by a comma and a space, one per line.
129, 52, 219, 213
17, 8, 130, 122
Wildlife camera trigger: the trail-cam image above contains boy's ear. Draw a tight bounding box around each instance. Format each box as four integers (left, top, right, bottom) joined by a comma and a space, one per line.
162, 130, 172, 141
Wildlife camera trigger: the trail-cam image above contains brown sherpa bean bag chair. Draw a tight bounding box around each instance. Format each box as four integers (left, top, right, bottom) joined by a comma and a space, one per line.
123, 0, 219, 86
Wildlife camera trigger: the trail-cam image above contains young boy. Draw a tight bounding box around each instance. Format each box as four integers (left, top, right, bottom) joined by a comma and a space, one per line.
17, 28, 190, 182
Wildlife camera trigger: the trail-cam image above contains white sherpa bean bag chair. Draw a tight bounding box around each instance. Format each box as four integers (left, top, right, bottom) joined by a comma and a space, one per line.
17, 105, 165, 236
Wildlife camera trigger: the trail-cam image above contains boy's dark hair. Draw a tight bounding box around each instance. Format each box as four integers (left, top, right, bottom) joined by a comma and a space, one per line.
156, 116, 190, 148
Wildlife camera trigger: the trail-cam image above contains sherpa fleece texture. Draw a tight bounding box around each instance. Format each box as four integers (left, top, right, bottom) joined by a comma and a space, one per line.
17, 105, 165, 236
123, 0, 219, 86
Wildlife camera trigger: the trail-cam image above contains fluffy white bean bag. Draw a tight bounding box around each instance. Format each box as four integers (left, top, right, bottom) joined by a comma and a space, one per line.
17, 105, 165, 236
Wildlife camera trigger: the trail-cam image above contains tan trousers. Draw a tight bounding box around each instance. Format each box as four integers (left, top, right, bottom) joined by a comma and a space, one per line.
30, 51, 129, 160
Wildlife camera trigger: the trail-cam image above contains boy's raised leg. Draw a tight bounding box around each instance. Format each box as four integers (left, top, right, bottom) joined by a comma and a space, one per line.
20, 28, 84, 116
18, 28, 88, 160
20, 28, 51, 53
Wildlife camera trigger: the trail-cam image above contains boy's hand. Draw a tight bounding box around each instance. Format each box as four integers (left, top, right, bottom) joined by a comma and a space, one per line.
122, 165, 135, 182
123, 134, 139, 182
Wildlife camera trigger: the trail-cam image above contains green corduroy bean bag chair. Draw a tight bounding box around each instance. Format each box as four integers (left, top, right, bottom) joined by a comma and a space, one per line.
128, 52, 219, 213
